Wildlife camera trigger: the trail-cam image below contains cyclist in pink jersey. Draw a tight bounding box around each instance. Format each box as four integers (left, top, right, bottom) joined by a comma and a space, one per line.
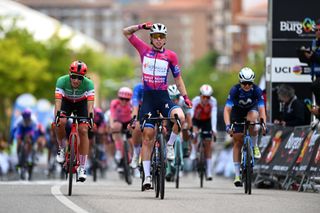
110, 87, 133, 172
123, 22, 192, 189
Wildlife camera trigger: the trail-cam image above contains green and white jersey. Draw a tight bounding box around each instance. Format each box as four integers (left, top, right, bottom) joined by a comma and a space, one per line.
55, 75, 95, 102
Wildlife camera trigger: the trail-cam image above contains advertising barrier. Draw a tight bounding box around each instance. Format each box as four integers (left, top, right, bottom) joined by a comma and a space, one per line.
254, 124, 320, 191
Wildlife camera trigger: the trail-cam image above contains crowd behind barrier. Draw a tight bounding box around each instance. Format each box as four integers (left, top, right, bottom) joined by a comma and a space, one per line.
254, 124, 320, 192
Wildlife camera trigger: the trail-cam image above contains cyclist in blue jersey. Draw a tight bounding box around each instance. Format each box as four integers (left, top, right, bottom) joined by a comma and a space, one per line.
129, 82, 144, 169
15, 109, 40, 167
223, 67, 266, 187
123, 22, 192, 189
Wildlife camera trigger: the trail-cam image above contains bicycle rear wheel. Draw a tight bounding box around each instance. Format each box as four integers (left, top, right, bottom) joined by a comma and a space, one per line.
123, 140, 132, 185
68, 135, 76, 196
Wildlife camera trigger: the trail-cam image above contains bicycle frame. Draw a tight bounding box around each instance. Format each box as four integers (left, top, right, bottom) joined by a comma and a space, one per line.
56, 111, 91, 196
141, 112, 181, 199
196, 129, 209, 188
231, 120, 262, 195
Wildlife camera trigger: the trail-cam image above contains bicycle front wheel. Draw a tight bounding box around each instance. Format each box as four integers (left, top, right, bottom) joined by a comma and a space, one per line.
123, 140, 132, 185
159, 135, 166, 199
68, 135, 76, 196
244, 140, 252, 195
175, 140, 181, 189
198, 140, 205, 188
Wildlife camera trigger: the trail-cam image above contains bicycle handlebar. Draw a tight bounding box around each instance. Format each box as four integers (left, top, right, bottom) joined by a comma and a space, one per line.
55, 111, 93, 128
140, 112, 181, 132
229, 118, 266, 137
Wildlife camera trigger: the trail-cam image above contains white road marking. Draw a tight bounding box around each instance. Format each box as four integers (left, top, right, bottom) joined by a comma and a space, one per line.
51, 184, 89, 213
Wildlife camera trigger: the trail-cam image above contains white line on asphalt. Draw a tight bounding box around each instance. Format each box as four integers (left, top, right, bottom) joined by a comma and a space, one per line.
51, 184, 89, 213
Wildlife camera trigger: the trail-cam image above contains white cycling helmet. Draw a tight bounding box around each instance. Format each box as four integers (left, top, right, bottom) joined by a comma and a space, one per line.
239, 67, 255, 82
200, 84, 213, 96
168, 84, 180, 99
150, 23, 167, 35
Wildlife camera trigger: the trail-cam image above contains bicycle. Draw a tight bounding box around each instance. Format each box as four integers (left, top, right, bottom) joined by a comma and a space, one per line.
165, 132, 184, 188
17, 134, 36, 181
56, 111, 92, 196
195, 129, 210, 188
230, 119, 265, 195
140, 112, 181, 199
120, 128, 133, 185
90, 131, 105, 182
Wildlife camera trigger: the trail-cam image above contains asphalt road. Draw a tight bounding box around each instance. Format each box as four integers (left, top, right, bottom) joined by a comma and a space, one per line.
0, 170, 319, 213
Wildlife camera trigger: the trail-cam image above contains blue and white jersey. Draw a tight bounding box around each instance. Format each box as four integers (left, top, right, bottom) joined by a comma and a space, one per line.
132, 83, 144, 107
225, 84, 265, 109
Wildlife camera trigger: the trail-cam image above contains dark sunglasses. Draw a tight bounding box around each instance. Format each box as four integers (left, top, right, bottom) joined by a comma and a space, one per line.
119, 97, 130, 101
151, 33, 166, 39
70, 74, 84, 80
316, 29, 320, 32
241, 81, 253, 86
201, 95, 210, 99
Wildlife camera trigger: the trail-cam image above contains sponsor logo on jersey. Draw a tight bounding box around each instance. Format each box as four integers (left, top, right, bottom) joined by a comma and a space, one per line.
142, 56, 168, 76
239, 98, 252, 105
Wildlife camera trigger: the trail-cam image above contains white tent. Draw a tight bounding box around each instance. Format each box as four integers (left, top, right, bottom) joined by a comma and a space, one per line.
0, 0, 105, 51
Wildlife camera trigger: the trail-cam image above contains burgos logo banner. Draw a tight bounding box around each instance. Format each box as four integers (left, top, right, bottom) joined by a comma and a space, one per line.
280, 18, 316, 37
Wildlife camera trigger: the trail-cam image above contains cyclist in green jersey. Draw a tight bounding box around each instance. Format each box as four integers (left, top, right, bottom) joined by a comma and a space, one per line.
54, 60, 95, 182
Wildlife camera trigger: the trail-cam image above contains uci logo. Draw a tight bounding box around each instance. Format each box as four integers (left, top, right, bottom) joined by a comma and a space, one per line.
275, 66, 291, 73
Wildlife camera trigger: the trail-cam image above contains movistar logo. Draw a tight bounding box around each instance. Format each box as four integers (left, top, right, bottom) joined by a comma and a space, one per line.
239, 99, 252, 105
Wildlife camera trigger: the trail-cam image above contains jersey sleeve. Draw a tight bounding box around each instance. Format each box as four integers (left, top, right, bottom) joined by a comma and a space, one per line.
55, 76, 65, 99
85, 78, 95, 101
210, 97, 218, 133
168, 51, 181, 78
225, 86, 236, 108
190, 96, 200, 118
132, 84, 143, 107
255, 86, 265, 108
128, 34, 150, 62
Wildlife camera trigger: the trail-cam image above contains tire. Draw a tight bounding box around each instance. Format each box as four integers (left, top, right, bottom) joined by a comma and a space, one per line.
244, 139, 252, 195
92, 142, 98, 182
198, 140, 205, 188
123, 140, 132, 185
175, 141, 181, 189
19, 146, 27, 180
68, 135, 75, 196
153, 143, 160, 198
159, 135, 165, 199
246, 141, 252, 195
140, 163, 145, 191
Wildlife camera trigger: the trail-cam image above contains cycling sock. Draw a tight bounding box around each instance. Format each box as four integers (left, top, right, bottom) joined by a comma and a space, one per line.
252, 135, 258, 147
206, 158, 212, 176
167, 132, 178, 146
79, 155, 87, 169
143, 161, 151, 177
234, 162, 240, 177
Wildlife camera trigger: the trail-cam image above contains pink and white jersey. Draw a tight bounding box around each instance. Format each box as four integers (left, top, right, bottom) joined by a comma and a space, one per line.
128, 34, 181, 91
110, 99, 132, 123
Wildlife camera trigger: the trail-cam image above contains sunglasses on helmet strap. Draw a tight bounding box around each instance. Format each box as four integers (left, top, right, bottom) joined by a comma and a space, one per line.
241, 81, 253, 86
151, 33, 166, 39
70, 74, 84, 81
